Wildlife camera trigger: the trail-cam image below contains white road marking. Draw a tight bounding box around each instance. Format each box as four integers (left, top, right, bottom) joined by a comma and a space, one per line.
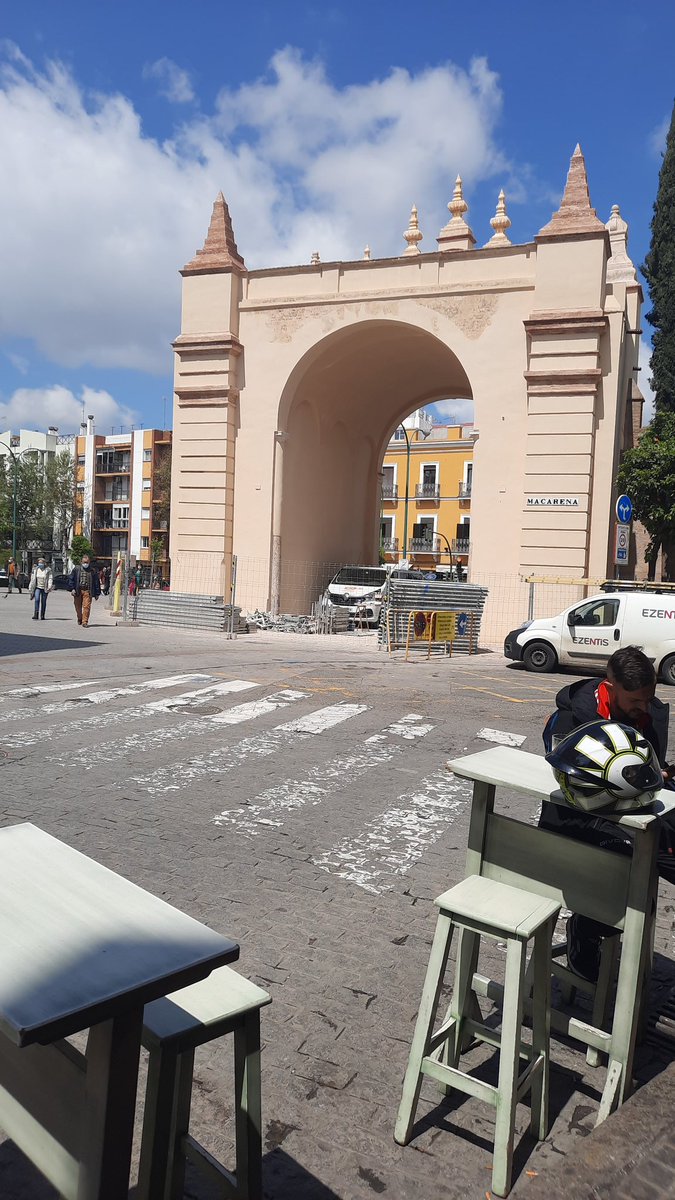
314, 769, 472, 894
145, 680, 256, 711
278, 703, 368, 734
476, 728, 527, 748
5, 681, 98, 698
366, 713, 434, 742
209, 690, 308, 724
43, 688, 308, 768
213, 711, 432, 834
41, 674, 213, 714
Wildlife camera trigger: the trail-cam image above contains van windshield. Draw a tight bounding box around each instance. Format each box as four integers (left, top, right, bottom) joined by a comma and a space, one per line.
333, 568, 387, 587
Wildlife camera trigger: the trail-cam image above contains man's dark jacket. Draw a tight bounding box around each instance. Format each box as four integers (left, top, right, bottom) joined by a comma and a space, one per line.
68, 565, 101, 598
539, 676, 670, 850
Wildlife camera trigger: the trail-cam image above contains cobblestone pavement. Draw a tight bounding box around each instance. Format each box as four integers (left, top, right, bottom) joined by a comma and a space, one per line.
1, 591, 675, 1199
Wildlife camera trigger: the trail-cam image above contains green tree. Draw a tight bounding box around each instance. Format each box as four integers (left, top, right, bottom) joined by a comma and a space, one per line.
617, 412, 675, 578
153, 448, 171, 526
70, 533, 93, 564
642, 103, 675, 412
150, 536, 165, 583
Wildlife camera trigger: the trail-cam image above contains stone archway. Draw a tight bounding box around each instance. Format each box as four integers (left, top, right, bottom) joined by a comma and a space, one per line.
169, 147, 644, 627
274, 320, 472, 609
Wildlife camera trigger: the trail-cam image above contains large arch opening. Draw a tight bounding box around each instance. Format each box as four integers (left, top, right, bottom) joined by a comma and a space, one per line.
276, 320, 473, 611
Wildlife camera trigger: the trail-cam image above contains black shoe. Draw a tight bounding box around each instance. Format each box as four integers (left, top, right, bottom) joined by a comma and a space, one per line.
566, 914, 601, 984
31, 614, 38, 620
40, 615, 45, 620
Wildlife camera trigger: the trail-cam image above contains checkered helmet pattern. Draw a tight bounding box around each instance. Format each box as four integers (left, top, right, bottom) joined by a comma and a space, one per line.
545, 719, 662, 813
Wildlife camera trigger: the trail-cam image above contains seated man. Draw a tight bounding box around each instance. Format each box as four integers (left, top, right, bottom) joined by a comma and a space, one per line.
539, 645, 674, 981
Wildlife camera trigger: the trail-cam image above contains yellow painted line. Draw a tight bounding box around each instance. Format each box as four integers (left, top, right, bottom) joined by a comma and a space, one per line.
457, 686, 537, 703
458, 674, 560, 694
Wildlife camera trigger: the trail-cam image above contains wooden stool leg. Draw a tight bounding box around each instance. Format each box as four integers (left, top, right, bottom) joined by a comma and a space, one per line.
169, 1049, 195, 1200
491, 937, 526, 1199
233, 1012, 263, 1200
137, 1044, 184, 1200
440, 926, 480, 1090
530, 918, 553, 1140
587, 934, 620, 1068
394, 913, 454, 1146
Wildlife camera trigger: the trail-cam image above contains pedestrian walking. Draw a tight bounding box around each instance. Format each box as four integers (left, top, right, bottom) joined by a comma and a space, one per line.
28, 556, 53, 620
99, 565, 109, 595
5, 558, 22, 596
68, 554, 101, 627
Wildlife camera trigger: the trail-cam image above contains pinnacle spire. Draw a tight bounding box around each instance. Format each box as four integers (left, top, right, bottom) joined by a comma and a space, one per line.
182, 193, 246, 275
537, 145, 606, 239
437, 176, 476, 252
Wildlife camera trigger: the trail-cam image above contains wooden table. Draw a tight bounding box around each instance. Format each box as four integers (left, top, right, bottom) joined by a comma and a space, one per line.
0, 822, 239, 1199
447, 746, 675, 1124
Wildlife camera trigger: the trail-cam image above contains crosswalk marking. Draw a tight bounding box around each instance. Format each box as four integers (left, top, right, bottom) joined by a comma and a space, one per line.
6, 681, 98, 698
278, 703, 368, 735
145, 680, 257, 712
213, 712, 433, 835
313, 769, 471, 894
209, 690, 308, 725
365, 714, 434, 743
41, 674, 213, 714
134, 701, 370, 796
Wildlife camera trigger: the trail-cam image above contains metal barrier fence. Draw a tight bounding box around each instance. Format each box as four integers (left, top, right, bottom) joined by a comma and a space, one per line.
379, 579, 488, 655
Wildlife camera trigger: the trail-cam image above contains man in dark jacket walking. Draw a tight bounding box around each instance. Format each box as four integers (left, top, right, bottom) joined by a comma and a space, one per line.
540, 645, 673, 980
68, 554, 101, 627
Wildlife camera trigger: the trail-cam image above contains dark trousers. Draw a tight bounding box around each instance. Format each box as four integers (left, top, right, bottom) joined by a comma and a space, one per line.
33, 588, 47, 618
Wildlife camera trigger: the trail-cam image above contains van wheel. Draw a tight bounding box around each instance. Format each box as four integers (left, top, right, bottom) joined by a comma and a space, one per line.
660, 656, 675, 686
523, 641, 558, 673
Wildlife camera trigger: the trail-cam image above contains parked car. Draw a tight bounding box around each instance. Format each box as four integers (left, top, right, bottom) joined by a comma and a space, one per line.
322, 565, 389, 627
52, 573, 71, 591
0, 568, 28, 588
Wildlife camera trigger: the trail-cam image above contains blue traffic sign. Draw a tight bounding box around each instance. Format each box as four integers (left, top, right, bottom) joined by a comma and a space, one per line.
616, 494, 633, 524
457, 612, 468, 636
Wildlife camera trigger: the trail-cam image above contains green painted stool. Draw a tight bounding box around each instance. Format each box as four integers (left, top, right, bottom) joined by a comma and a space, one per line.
395, 875, 560, 1198
137, 966, 271, 1200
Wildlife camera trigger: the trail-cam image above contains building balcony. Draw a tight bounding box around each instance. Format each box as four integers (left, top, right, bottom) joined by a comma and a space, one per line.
381, 482, 398, 500
452, 538, 470, 555
151, 520, 169, 531
94, 494, 129, 504
459, 482, 472, 498
415, 483, 440, 500
94, 518, 129, 531
409, 535, 440, 554
380, 537, 399, 553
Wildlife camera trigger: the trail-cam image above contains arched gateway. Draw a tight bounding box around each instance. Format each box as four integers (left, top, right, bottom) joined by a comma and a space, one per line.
170, 147, 643, 623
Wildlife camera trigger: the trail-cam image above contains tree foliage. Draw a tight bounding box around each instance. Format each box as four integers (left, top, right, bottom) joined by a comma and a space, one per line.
642, 102, 675, 412
153, 447, 171, 525
70, 534, 93, 564
617, 412, 675, 577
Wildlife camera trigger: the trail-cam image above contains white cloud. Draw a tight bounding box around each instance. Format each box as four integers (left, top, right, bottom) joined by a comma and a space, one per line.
0, 385, 138, 434
649, 114, 670, 157
0, 46, 514, 376
143, 57, 195, 104
639, 338, 656, 424
428, 398, 475, 425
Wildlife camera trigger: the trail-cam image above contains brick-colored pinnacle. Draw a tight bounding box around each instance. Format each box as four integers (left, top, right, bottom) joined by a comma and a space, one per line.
182, 192, 246, 274
537, 145, 606, 238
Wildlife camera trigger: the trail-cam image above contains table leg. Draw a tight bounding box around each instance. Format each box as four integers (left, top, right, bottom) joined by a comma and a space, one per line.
597, 827, 657, 1125
77, 1007, 143, 1200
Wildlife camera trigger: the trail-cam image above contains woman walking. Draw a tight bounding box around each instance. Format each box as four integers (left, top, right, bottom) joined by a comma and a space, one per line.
28, 556, 53, 620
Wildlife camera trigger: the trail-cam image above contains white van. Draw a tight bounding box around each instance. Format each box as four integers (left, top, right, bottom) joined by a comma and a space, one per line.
504, 588, 675, 684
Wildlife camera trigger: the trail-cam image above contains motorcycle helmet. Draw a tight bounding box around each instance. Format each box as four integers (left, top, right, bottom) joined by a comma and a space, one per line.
545, 719, 662, 813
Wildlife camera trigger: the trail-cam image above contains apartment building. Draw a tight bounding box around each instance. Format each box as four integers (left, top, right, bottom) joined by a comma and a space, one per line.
74, 421, 171, 576
381, 409, 475, 571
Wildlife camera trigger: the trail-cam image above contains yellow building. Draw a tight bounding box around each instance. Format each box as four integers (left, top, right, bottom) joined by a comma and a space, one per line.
381, 411, 474, 571
74, 421, 171, 579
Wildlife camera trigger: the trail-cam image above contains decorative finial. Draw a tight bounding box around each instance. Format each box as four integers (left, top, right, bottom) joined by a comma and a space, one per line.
182, 192, 246, 275
363, 245, 371, 260
537, 144, 605, 240
485, 188, 512, 247
448, 176, 468, 221
402, 204, 423, 256
310, 251, 321, 265
437, 175, 476, 253
605, 203, 637, 284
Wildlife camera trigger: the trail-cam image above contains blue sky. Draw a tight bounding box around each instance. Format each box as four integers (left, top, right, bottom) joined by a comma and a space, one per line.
0, 0, 672, 434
